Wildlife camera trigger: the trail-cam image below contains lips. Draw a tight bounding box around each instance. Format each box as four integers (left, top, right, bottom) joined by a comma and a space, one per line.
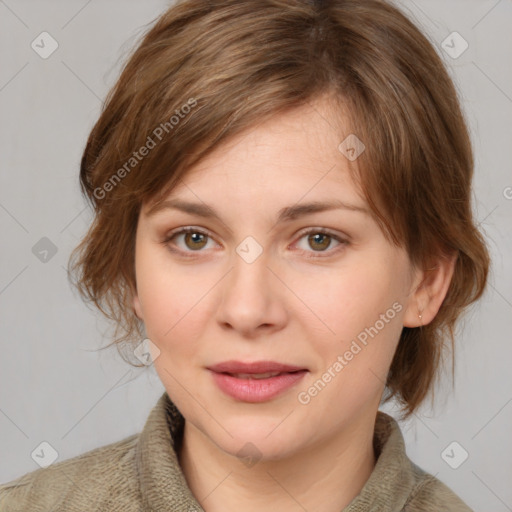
207, 360, 306, 375
207, 360, 308, 402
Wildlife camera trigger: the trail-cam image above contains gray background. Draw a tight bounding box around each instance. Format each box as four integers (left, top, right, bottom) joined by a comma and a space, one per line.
0, 0, 511, 510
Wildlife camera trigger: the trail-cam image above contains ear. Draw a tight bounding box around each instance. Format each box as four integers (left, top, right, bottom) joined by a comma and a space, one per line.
403, 251, 457, 328
132, 292, 144, 321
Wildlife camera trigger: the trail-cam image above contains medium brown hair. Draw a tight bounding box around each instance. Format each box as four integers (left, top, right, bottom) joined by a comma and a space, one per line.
69, 0, 490, 418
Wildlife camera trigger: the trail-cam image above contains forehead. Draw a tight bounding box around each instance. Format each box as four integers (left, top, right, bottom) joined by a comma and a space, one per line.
143, 96, 365, 215
191, 98, 345, 172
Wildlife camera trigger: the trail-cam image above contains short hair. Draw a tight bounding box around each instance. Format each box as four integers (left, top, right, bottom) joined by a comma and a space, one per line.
69, 0, 490, 418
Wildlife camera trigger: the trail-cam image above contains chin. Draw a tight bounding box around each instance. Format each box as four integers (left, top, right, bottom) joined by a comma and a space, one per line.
212, 415, 306, 458
219, 434, 300, 465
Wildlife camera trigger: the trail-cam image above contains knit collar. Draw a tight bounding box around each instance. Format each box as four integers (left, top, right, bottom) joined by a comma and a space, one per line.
136, 391, 415, 511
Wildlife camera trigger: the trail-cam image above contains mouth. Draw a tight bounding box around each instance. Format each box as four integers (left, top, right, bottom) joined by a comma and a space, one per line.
207, 361, 308, 402
224, 371, 293, 379
207, 360, 307, 374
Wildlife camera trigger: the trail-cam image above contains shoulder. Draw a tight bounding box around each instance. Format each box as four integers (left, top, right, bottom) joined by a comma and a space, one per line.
0, 433, 141, 512
404, 461, 473, 511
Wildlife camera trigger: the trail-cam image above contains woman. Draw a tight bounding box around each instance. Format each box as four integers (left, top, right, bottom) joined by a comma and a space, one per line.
0, 0, 489, 510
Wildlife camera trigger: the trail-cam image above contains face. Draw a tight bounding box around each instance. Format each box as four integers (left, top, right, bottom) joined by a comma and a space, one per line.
132, 96, 422, 460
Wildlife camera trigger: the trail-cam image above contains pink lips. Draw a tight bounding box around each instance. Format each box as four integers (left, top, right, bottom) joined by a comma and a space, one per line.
207, 360, 308, 403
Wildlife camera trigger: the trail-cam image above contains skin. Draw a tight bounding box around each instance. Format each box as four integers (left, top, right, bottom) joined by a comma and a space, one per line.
132, 94, 455, 511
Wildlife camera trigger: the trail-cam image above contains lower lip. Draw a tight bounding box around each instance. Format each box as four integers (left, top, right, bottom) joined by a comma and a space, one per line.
209, 370, 307, 402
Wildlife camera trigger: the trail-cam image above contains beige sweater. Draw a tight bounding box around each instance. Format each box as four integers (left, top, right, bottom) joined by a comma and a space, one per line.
0, 391, 473, 511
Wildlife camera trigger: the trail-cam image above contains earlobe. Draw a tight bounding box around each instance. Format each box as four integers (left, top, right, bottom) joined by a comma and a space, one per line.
403, 252, 457, 328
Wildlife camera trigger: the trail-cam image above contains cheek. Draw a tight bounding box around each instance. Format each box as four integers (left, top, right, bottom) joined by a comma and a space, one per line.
293, 256, 408, 400
135, 247, 216, 354
296, 258, 406, 342
135, 240, 191, 325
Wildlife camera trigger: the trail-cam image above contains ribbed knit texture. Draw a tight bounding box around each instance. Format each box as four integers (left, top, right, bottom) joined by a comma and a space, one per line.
0, 392, 473, 511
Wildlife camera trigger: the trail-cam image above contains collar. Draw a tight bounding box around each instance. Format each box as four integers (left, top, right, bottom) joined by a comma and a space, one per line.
136, 392, 201, 511
136, 392, 416, 511
344, 409, 415, 511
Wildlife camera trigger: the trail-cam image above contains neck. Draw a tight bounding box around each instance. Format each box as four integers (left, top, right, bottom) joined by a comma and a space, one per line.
178, 411, 377, 512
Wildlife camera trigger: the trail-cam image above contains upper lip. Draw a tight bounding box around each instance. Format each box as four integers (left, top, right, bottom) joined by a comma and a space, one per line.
207, 360, 307, 374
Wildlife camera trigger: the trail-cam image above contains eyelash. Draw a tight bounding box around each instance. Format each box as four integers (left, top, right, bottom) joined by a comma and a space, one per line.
162, 226, 348, 259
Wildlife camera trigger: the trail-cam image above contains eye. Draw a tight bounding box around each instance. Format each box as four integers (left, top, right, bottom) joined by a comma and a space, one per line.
293, 228, 347, 257
163, 227, 217, 255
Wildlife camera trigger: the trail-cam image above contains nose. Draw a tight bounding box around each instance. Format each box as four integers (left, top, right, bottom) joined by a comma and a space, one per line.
215, 246, 288, 338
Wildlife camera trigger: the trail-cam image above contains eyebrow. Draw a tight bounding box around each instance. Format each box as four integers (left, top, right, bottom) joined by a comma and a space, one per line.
146, 198, 369, 226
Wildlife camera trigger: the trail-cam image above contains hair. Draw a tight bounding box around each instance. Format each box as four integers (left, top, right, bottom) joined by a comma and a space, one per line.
69, 0, 490, 418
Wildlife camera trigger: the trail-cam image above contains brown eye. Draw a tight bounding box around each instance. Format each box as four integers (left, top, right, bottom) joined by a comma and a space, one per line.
294, 228, 347, 258
307, 232, 332, 251
183, 231, 208, 250
163, 227, 215, 255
